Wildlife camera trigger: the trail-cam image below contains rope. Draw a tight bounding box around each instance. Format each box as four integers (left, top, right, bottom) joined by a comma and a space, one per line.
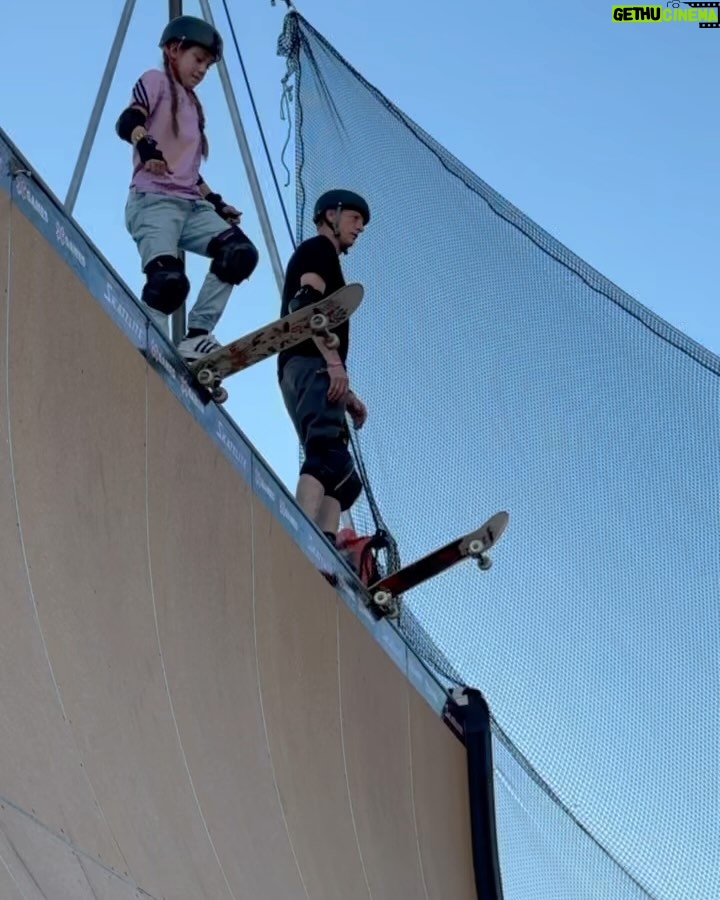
347, 422, 402, 573
278, 76, 294, 189
220, 0, 296, 247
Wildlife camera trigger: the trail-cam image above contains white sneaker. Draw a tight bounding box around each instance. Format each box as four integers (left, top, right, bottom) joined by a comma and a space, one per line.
177, 332, 221, 362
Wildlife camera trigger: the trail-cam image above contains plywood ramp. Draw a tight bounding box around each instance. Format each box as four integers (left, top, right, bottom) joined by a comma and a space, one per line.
0, 191, 476, 897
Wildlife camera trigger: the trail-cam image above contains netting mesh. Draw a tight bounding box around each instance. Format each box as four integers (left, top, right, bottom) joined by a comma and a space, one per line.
492, 727, 653, 899
277, 12, 719, 900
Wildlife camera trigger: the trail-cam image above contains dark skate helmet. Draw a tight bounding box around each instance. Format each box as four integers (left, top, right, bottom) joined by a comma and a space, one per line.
313, 189, 370, 226
159, 15, 223, 62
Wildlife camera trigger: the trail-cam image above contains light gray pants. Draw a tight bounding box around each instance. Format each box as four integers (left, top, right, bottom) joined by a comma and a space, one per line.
125, 190, 244, 335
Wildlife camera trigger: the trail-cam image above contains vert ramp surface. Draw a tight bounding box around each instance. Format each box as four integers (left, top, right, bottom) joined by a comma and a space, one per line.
0, 135, 478, 898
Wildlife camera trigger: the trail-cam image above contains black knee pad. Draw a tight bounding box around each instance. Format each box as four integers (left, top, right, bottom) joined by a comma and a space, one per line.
207, 227, 259, 285
301, 438, 361, 510
301, 437, 352, 491
142, 255, 190, 314
329, 468, 363, 511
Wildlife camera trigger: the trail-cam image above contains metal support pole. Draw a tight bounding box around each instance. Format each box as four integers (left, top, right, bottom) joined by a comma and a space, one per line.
65, 0, 137, 215
198, 0, 286, 295
169, 0, 186, 343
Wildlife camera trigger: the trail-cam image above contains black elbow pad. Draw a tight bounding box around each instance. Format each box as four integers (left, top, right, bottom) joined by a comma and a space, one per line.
116, 107, 147, 143
289, 284, 324, 314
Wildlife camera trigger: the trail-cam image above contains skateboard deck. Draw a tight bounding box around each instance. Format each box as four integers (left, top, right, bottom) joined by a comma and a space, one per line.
189, 282, 363, 403
367, 510, 509, 619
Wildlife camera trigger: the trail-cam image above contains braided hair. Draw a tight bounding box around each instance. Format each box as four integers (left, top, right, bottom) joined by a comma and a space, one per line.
163, 45, 209, 159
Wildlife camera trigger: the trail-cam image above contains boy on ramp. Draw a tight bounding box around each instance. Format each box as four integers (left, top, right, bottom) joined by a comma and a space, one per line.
278, 189, 370, 548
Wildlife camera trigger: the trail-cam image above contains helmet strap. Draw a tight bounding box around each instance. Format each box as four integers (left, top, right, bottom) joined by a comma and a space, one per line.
333, 204, 352, 254
332, 203, 342, 238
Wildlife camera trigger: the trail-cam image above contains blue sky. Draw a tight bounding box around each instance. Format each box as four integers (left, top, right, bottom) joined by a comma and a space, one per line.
3, 3, 717, 898
3, 0, 718, 493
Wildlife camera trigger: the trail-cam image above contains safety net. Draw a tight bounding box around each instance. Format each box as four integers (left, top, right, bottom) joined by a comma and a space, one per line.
277, 11, 718, 900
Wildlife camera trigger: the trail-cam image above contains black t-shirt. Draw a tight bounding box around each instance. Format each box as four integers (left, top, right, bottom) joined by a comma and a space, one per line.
277, 234, 347, 379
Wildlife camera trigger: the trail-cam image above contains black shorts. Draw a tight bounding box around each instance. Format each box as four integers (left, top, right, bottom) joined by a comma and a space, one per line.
279, 355, 347, 450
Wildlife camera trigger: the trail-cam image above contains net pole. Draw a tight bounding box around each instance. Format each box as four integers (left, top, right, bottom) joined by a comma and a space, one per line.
64, 0, 137, 215
169, 0, 187, 344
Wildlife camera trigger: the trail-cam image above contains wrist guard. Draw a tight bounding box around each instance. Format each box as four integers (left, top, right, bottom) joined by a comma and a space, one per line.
205, 192, 226, 215
135, 135, 165, 164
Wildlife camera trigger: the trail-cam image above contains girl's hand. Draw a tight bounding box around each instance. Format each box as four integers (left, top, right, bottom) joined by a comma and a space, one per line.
219, 203, 241, 223
144, 158, 170, 175
205, 192, 241, 223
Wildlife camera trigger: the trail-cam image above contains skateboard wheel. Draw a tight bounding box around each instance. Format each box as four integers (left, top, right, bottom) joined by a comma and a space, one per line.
213, 387, 229, 404
310, 313, 329, 330
197, 368, 214, 386
373, 590, 392, 608
478, 554, 492, 571
468, 539, 484, 556
324, 333, 340, 350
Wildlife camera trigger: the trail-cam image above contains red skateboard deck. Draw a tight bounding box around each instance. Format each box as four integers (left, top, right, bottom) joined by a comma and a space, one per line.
367, 510, 509, 619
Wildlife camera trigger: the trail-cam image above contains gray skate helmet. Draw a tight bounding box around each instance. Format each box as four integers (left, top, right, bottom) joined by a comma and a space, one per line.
159, 15, 223, 62
313, 189, 370, 225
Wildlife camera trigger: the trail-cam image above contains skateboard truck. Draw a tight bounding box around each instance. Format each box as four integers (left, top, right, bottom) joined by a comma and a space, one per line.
195, 366, 230, 403
370, 590, 399, 618
309, 312, 340, 349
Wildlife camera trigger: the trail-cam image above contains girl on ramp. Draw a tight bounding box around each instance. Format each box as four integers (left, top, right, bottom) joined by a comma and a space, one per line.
115, 15, 259, 361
